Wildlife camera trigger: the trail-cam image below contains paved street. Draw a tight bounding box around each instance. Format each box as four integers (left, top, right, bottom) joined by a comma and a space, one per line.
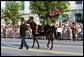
1, 38, 83, 56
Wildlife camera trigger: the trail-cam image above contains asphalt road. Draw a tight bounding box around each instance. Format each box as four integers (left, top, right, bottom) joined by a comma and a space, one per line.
1, 38, 83, 56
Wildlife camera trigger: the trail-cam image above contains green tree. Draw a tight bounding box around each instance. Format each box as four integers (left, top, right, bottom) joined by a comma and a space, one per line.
1, 9, 9, 26
20, 1, 25, 10
30, 1, 70, 25
2, 1, 22, 38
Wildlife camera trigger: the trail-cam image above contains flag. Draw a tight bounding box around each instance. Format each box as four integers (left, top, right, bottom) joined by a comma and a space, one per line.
49, 8, 57, 16
56, 9, 61, 14
49, 8, 61, 16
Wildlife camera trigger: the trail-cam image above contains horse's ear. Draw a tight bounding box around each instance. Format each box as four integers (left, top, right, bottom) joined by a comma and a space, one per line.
29, 16, 34, 20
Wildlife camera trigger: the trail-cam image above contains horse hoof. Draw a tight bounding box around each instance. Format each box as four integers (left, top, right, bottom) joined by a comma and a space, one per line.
37, 47, 40, 49
47, 45, 49, 48
47, 46, 49, 48
50, 48, 52, 50
50, 47, 53, 50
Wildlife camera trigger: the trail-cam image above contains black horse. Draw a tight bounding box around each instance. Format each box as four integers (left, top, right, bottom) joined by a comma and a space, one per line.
26, 20, 56, 50
26, 20, 40, 49
44, 25, 55, 50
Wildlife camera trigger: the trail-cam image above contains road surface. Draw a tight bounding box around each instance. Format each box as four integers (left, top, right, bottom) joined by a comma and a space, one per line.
1, 38, 83, 56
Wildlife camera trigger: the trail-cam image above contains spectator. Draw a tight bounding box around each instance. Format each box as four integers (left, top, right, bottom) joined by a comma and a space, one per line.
3, 26, 6, 38
71, 22, 77, 41
56, 25, 63, 40
26, 24, 32, 38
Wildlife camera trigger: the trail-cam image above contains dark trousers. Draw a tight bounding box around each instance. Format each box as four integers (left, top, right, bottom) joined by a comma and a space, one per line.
57, 32, 61, 40
72, 33, 75, 41
20, 37, 28, 48
3, 32, 6, 38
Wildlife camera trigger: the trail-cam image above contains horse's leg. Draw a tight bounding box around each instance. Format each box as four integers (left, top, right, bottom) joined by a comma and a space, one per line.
32, 37, 35, 48
47, 38, 50, 48
50, 39, 53, 50
35, 36, 40, 49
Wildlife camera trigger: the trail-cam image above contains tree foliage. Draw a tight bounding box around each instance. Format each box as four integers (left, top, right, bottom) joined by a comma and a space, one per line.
2, 1, 22, 26
1, 1, 22, 38
30, 1, 70, 25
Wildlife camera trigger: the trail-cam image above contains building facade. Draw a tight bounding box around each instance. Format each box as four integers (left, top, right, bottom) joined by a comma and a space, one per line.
68, 1, 83, 22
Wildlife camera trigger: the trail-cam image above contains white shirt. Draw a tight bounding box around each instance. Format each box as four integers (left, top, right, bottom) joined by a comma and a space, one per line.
57, 27, 63, 34
26, 28, 32, 37
77, 28, 81, 33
